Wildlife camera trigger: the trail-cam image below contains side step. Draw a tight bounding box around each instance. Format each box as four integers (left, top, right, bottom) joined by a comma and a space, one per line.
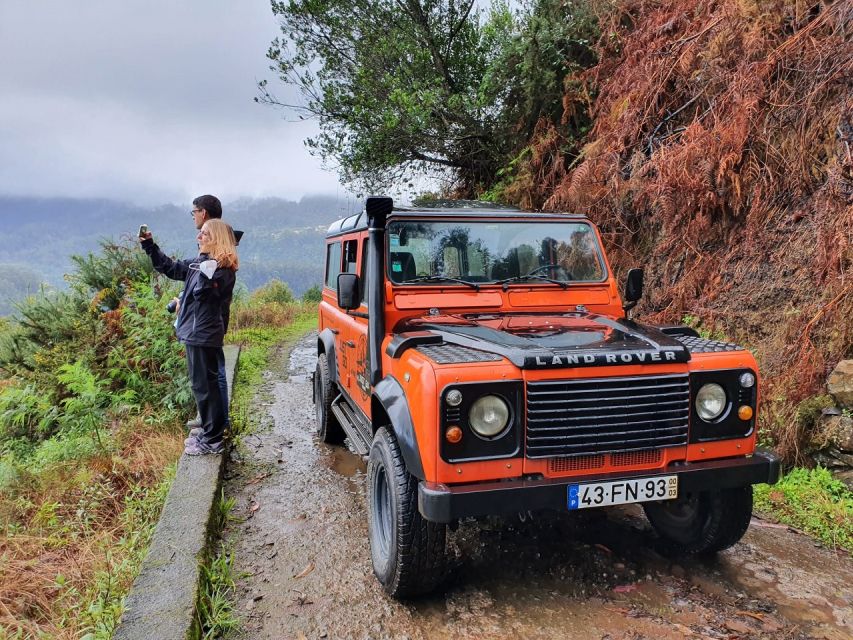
330, 394, 372, 455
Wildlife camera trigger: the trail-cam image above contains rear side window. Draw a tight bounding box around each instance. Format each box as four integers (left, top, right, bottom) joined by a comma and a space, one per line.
325, 242, 342, 289
343, 239, 358, 273
359, 238, 368, 306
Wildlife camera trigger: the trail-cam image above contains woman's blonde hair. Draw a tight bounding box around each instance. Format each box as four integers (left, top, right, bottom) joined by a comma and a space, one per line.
201, 219, 239, 270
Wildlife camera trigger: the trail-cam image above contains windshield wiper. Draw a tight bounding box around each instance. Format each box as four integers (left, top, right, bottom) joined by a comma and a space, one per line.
397, 275, 480, 291
495, 273, 569, 291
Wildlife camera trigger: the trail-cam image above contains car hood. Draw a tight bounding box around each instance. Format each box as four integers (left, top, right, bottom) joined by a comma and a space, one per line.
398, 312, 690, 369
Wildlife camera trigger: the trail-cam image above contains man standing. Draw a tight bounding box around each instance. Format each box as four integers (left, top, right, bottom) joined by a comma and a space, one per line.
184, 194, 239, 434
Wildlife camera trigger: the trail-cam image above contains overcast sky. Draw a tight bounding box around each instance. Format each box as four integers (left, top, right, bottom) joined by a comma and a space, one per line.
0, 1, 345, 205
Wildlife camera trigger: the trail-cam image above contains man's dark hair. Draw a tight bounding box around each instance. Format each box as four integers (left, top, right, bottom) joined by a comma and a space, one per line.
193, 194, 222, 219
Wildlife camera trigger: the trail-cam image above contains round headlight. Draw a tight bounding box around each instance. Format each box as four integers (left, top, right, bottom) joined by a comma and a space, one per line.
469, 395, 510, 438
446, 389, 463, 407
739, 372, 755, 388
696, 383, 727, 421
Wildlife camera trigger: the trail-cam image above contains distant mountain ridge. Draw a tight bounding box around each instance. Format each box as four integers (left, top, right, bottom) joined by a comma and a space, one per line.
0, 194, 357, 313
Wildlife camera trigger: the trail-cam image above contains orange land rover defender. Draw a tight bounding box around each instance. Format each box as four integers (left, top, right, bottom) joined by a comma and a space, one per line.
314, 196, 780, 597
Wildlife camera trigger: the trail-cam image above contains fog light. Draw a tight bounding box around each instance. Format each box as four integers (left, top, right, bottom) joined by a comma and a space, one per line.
738, 405, 753, 421
445, 425, 463, 444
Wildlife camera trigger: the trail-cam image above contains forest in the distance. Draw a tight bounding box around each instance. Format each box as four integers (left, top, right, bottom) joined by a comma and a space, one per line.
0, 194, 356, 314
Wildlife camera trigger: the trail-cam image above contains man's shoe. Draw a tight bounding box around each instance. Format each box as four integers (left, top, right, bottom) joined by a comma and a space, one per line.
184, 440, 224, 456
186, 414, 202, 429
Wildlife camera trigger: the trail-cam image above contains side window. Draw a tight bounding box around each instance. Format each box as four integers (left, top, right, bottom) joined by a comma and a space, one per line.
325, 242, 341, 289
343, 239, 358, 273
359, 238, 368, 306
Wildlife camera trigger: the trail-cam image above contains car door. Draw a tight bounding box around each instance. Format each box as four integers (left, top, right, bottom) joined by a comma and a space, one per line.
337, 236, 371, 415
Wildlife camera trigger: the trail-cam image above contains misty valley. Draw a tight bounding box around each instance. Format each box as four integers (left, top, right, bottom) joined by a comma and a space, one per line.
0, 194, 355, 314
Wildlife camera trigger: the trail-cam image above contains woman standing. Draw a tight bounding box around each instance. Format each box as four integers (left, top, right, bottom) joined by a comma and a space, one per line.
140, 219, 238, 455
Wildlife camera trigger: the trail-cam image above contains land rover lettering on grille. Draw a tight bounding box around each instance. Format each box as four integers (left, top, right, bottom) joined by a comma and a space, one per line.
314, 196, 780, 598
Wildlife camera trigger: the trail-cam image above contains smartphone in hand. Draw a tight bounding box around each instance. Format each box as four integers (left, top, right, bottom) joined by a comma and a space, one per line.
138, 224, 150, 240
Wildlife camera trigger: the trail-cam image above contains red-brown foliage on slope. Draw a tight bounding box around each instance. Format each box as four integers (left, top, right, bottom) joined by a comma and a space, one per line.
512, 0, 853, 460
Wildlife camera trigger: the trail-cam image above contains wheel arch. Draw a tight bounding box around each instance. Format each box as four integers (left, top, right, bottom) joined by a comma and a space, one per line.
318, 328, 337, 385
372, 376, 425, 480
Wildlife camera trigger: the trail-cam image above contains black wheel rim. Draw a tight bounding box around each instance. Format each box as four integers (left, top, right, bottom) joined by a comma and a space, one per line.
371, 462, 391, 561
658, 494, 700, 526
650, 493, 704, 542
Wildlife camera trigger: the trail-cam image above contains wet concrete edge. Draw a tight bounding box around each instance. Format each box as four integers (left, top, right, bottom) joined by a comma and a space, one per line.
115, 344, 240, 640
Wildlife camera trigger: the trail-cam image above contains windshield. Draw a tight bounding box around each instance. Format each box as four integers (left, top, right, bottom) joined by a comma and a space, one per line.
386, 220, 606, 285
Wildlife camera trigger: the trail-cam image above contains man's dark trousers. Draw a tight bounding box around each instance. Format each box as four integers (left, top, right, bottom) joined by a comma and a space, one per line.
186, 344, 226, 445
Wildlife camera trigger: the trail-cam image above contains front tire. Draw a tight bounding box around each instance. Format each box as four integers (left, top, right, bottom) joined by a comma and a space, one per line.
314, 356, 344, 444
643, 485, 753, 555
367, 427, 447, 597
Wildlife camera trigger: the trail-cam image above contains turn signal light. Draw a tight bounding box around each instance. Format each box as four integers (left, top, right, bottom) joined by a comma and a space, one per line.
738, 405, 754, 421
445, 425, 463, 444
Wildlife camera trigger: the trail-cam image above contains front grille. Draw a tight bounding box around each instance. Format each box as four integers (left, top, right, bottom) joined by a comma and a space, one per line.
547, 449, 663, 474
549, 454, 605, 473
611, 449, 662, 467
526, 373, 690, 458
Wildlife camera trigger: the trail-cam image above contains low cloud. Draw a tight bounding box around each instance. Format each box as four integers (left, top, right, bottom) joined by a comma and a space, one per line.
0, 0, 343, 204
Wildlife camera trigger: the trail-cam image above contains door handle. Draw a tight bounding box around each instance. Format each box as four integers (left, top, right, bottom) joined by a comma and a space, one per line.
343, 340, 355, 348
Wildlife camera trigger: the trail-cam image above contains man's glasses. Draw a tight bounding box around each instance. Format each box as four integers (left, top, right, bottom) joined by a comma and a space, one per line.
190, 208, 202, 217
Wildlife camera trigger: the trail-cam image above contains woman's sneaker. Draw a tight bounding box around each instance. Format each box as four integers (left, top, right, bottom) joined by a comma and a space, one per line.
184, 440, 224, 456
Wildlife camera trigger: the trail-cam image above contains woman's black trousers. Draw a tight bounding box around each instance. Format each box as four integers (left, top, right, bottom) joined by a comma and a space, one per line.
185, 344, 226, 445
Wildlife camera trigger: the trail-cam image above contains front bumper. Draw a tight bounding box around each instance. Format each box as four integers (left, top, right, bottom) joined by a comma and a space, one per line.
418, 449, 780, 523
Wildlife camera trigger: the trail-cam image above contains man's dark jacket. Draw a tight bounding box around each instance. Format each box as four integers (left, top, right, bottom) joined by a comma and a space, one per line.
142, 238, 236, 347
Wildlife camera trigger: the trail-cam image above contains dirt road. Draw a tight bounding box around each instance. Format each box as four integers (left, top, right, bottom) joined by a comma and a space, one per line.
222, 335, 853, 640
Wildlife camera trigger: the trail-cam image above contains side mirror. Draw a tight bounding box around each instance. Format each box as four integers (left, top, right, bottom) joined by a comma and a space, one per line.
625, 268, 644, 302
623, 268, 644, 315
337, 273, 360, 310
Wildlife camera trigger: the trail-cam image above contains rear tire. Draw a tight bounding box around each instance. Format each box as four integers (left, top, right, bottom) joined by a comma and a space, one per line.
643, 485, 753, 555
314, 356, 344, 444
367, 427, 447, 597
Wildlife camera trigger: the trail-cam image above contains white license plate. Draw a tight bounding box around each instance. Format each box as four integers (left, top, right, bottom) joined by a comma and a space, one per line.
568, 475, 678, 510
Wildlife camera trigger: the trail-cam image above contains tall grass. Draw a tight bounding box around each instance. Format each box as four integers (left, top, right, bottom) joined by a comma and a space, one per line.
226, 293, 316, 439
0, 428, 182, 639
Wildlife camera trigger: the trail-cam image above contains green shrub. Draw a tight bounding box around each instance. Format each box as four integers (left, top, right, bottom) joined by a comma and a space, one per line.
250, 278, 294, 305
301, 284, 322, 303
755, 466, 853, 551
0, 239, 193, 463
0, 383, 58, 443
107, 280, 191, 413
230, 281, 250, 308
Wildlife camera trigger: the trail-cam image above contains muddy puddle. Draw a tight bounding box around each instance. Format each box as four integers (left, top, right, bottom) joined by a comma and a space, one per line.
222, 335, 853, 640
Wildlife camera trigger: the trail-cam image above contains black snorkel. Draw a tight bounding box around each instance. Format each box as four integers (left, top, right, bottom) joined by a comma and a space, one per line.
366, 196, 393, 386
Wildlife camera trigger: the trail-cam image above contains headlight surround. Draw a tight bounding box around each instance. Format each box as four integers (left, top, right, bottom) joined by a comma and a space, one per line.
469, 395, 510, 438
696, 383, 727, 421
